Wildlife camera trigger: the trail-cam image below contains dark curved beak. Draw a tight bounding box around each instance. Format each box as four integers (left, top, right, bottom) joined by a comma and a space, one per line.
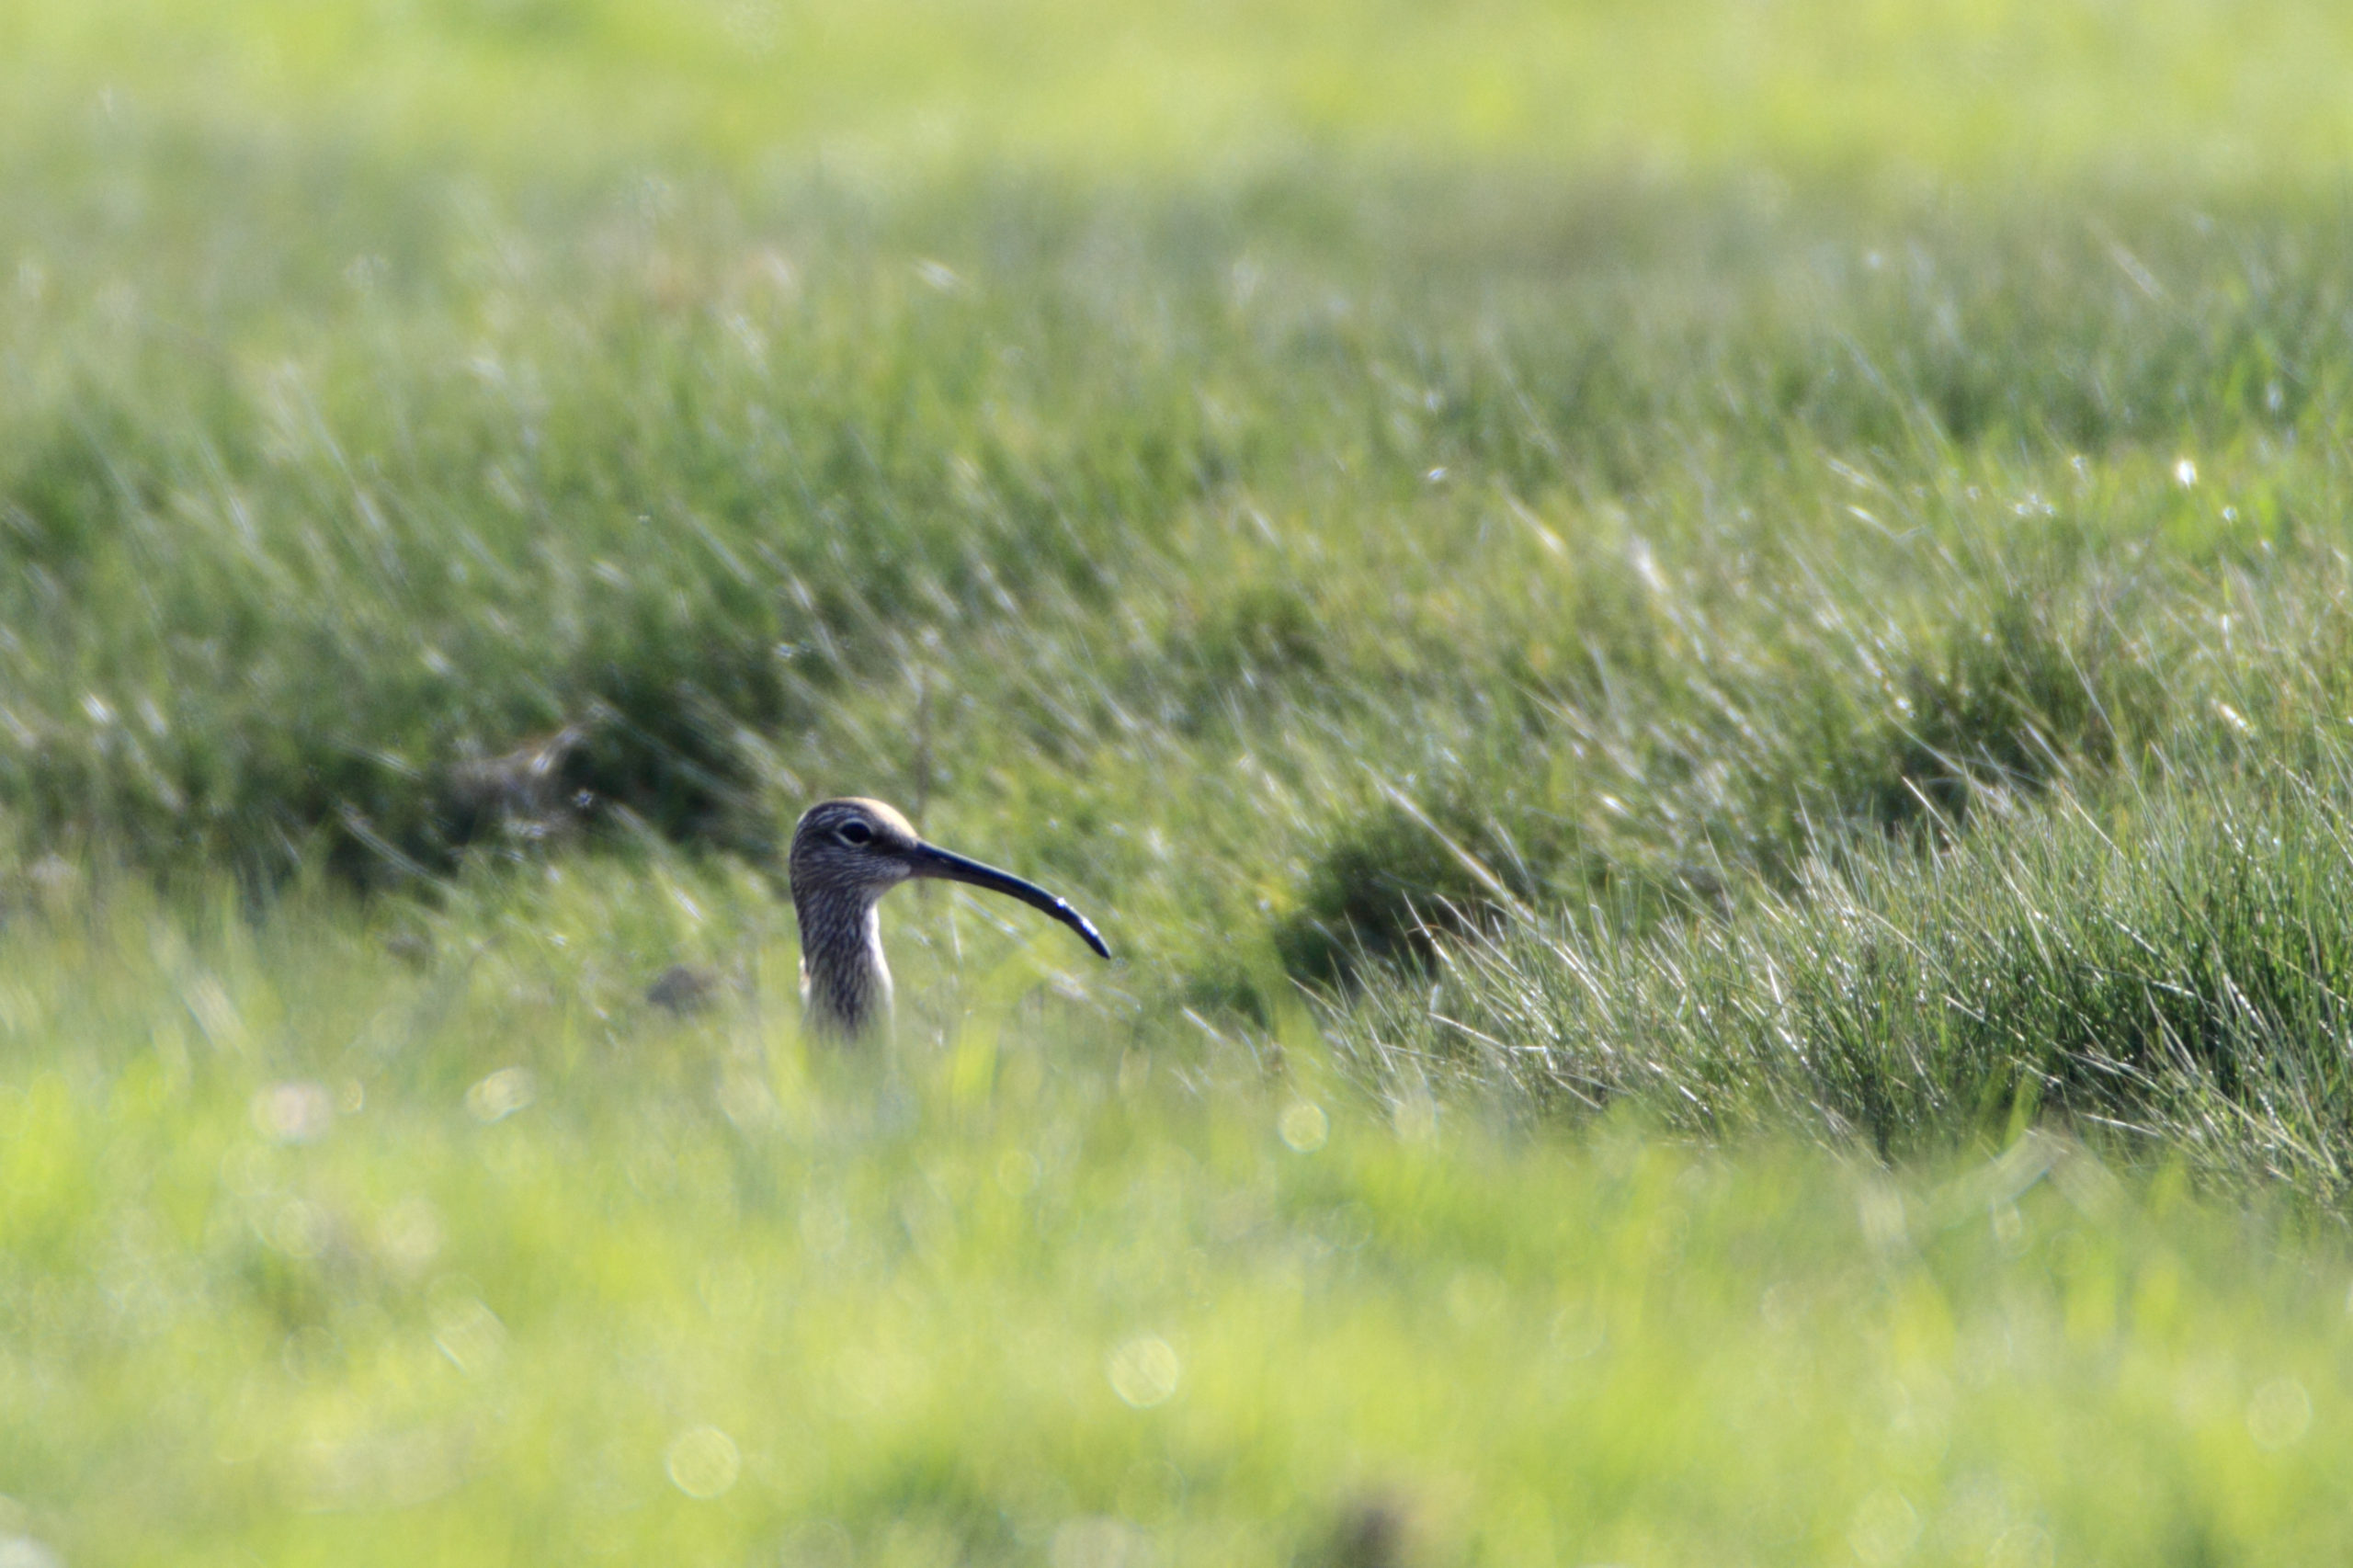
908, 842, 1112, 960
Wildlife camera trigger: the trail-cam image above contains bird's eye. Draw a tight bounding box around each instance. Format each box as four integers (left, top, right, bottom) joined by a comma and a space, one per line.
837, 822, 874, 847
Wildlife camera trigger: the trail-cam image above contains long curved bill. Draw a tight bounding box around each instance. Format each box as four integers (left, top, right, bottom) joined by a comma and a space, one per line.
907, 842, 1112, 960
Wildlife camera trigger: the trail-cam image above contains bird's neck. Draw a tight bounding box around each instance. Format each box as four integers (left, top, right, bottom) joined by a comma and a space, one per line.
795, 891, 892, 1039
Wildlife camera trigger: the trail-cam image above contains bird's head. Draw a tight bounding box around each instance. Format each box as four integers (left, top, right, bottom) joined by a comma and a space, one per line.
789, 797, 927, 901
786, 797, 1111, 959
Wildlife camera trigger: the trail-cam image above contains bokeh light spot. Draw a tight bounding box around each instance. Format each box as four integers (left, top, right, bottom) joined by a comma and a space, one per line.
465, 1066, 536, 1123
252, 1081, 334, 1144
1106, 1335, 1180, 1408
1279, 1101, 1328, 1153
1848, 1488, 1919, 1566
665, 1426, 742, 1498
2247, 1378, 2312, 1449
265, 1198, 332, 1259
998, 1147, 1041, 1196
1049, 1517, 1143, 1568
1988, 1524, 2056, 1568
428, 1290, 506, 1376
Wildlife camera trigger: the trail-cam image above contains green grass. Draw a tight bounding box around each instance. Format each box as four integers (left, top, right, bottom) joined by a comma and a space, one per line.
11, 0, 2353, 183
1335, 765, 2353, 1185
11, 0, 2353, 1560
7, 879, 2353, 1565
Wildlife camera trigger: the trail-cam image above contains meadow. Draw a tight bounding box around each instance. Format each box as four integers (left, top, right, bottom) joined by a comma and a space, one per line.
8, 0, 2353, 1561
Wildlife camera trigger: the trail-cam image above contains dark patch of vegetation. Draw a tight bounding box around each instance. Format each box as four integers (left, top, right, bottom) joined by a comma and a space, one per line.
1275, 792, 1551, 988
1338, 769, 2353, 1193
1275, 574, 2172, 991
1860, 587, 2157, 830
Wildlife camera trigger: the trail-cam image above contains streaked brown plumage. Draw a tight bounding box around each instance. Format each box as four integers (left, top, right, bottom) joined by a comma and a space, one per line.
788, 797, 1110, 1039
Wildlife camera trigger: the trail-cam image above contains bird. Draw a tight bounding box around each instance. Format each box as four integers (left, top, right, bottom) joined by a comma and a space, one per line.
788, 797, 1110, 1039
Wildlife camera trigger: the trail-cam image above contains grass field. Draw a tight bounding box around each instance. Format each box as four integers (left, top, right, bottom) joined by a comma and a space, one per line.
10, 0, 2353, 1562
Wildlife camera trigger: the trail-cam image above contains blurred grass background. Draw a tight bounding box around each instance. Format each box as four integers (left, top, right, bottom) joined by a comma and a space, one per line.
10, 0, 2353, 1562
9, 0, 2353, 182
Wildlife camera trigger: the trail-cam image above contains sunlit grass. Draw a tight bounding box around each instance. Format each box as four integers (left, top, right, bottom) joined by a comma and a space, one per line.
3, 876, 2352, 1566
11, 0, 2353, 1560
7, 0, 2353, 186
